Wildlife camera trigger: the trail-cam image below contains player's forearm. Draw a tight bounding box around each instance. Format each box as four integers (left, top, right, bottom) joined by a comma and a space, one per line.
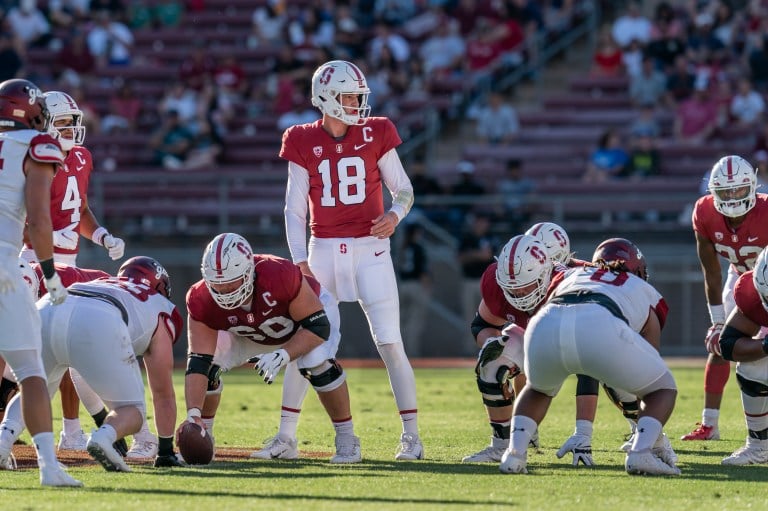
184, 374, 209, 412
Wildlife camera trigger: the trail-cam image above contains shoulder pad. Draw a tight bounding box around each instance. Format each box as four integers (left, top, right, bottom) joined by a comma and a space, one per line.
28, 134, 65, 165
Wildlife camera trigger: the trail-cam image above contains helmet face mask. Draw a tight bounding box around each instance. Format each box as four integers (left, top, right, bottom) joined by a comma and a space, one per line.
708, 155, 756, 218
495, 235, 552, 312
44, 91, 85, 151
524, 222, 571, 265
592, 237, 648, 281
311, 60, 371, 126
201, 233, 255, 309
118, 256, 172, 298
0, 79, 49, 131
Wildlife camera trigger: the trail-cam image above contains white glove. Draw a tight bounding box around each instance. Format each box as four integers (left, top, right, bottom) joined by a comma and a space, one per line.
44, 273, 68, 305
705, 323, 723, 356
251, 349, 290, 384
556, 434, 594, 467
102, 234, 125, 260
0, 266, 16, 294
53, 223, 79, 250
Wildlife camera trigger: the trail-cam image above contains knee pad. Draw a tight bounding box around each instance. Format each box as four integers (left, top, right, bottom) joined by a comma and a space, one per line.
736, 373, 768, 398
2, 350, 44, 382
476, 376, 514, 408
299, 359, 346, 393
206, 364, 224, 396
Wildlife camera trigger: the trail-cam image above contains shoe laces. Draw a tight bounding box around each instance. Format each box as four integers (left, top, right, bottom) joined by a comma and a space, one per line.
399, 433, 420, 452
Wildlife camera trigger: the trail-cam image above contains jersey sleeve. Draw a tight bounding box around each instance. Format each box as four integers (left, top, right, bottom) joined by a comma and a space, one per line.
691, 196, 711, 235
279, 125, 308, 168
256, 256, 304, 304
378, 118, 402, 157
734, 272, 768, 325
186, 281, 213, 324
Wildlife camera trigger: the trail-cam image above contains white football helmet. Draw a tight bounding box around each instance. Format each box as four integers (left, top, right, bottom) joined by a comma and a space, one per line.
18, 257, 39, 299
201, 233, 255, 309
753, 246, 768, 310
43, 90, 85, 151
708, 155, 756, 218
311, 60, 371, 125
495, 234, 552, 312
524, 222, 571, 265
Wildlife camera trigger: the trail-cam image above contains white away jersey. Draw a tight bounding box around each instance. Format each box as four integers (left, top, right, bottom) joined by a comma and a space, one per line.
549, 266, 668, 332
67, 277, 181, 354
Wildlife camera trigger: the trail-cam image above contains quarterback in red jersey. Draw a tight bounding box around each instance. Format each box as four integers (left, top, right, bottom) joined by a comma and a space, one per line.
281, 60, 421, 460
20, 90, 124, 267
717, 246, 768, 465
683, 155, 768, 441
181, 233, 362, 464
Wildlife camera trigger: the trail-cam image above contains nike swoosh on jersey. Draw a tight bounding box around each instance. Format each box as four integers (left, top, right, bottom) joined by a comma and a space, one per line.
374, 251, 385, 256
748, 236, 759, 242
262, 309, 273, 316
354, 144, 367, 150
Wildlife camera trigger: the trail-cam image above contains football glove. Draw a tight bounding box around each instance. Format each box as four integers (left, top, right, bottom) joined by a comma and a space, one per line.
44, 273, 67, 305
249, 349, 290, 384
102, 234, 125, 260
52, 223, 79, 250
705, 323, 724, 356
556, 434, 594, 467
154, 453, 186, 468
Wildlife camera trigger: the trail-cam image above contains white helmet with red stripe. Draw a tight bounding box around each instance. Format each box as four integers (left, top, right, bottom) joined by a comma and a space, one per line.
44, 91, 85, 151
201, 233, 255, 309
524, 222, 571, 265
311, 60, 371, 125
708, 155, 757, 218
495, 234, 552, 312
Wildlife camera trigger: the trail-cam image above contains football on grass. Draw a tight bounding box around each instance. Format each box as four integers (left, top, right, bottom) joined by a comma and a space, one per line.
177, 422, 214, 465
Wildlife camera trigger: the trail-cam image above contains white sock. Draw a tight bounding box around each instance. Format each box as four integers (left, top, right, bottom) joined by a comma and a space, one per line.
62, 418, 82, 436
332, 418, 354, 437
632, 416, 662, 452
33, 431, 58, 470
377, 343, 418, 434
702, 408, 719, 427
510, 415, 537, 457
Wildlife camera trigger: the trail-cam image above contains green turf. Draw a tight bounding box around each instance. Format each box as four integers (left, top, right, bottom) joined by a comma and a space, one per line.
2, 363, 766, 511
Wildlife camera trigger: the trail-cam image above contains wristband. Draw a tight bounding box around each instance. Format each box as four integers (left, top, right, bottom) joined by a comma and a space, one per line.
92, 226, 109, 246
762, 337, 768, 356
187, 408, 202, 421
708, 304, 725, 324
39, 258, 56, 279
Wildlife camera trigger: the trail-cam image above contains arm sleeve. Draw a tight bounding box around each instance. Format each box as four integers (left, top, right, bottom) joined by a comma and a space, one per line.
378, 148, 414, 222
284, 161, 311, 264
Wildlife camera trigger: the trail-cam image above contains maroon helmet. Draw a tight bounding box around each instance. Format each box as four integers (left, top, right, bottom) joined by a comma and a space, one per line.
118, 256, 171, 298
0, 79, 49, 131
592, 238, 648, 281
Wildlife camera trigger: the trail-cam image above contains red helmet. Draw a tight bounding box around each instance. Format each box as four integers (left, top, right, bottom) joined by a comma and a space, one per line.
0, 79, 49, 131
592, 238, 648, 281
118, 256, 171, 298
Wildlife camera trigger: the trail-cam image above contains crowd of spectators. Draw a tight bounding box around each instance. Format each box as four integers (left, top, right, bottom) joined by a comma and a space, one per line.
579, 0, 768, 185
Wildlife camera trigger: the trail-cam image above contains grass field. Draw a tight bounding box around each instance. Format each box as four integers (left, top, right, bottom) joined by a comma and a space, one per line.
2, 361, 767, 510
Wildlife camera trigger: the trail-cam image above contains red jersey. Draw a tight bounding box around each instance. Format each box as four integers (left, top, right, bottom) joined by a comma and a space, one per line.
49, 146, 93, 255
733, 271, 768, 326
480, 262, 568, 327
279, 117, 401, 238
34, 262, 110, 297
187, 254, 322, 346
692, 194, 768, 274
